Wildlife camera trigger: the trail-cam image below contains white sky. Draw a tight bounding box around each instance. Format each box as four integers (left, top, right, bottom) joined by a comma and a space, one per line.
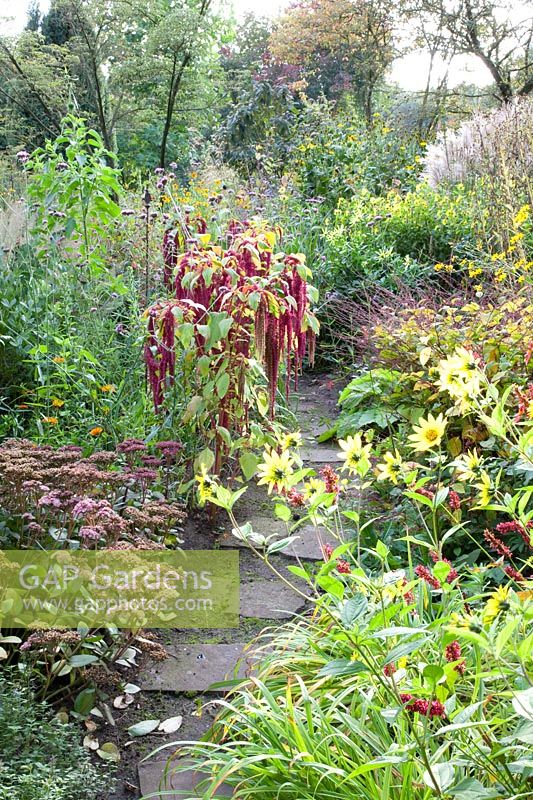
0, 0, 530, 91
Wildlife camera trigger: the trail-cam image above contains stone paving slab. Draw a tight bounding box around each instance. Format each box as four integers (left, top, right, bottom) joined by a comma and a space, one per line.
139, 757, 232, 799
239, 578, 307, 619
140, 643, 252, 692
300, 446, 343, 464
219, 519, 325, 561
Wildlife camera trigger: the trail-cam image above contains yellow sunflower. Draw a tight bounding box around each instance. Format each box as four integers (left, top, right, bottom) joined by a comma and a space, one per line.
483, 586, 510, 625
474, 471, 492, 506
257, 448, 295, 494
452, 449, 483, 482
278, 431, 302, 450
408, 413, 447, 452
338, 434, 372, 476
195, 464, 218, 506
376, 450, 404, 484
302, 478, 327, 501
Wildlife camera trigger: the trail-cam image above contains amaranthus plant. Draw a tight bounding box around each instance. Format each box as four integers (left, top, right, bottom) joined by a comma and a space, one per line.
144, 219, 319, 470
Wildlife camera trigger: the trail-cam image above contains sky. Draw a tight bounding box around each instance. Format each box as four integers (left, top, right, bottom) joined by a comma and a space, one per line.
0, 0, 529, 92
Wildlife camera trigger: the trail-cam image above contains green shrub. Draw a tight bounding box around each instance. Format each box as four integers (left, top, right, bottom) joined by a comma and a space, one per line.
322, 183, 477, 294
0, 670, 113, 800
289, 105, 423, 208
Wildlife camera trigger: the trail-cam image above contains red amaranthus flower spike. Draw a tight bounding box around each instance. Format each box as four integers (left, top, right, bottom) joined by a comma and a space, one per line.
400, 695, 446, 718
401, 579, 415, 606
323, 543, 334, 561
145, 221, 318, 432
286, 488, 305, 507
496, 520, 533, 549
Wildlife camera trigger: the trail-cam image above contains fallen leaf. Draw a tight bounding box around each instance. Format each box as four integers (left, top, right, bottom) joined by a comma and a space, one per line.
97, 742, 121, 763
113, 694, 134, 709
158, 715, 183, 734
83, 734, 100, 751
127, 719, 160, 737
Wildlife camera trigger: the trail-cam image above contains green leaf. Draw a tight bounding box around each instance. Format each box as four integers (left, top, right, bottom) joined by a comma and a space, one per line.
512, 687, 533, 721
74, 688, 96, 716
340, 594, 368, 627
449, 778, 499, 799
274, 503, 292, 522
318, 659, 368, 677
194, 447, 215, 473
316, 574, 345, 599
216, 372, 230, 399
69, 654, 99, 667
384, 636, 429, 665
239, 452, 259, 481
423, 763, 454, 792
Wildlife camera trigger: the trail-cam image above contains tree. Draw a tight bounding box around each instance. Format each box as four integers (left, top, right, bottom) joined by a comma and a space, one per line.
406, 0, 533, 103
25, 1, 42, 32
269, 0, 396, 123
0, 31, 73, 149
124, 0, 217, 166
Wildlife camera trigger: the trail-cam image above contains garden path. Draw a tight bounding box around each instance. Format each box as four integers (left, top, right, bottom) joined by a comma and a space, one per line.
132, 374, 340, 799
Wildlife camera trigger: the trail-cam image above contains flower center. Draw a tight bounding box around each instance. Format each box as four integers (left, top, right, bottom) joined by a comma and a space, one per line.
425, 428, 439, 442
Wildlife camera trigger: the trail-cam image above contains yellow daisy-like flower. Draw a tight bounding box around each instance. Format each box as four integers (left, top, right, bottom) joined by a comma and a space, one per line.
89, 426, 103, 436
452, 449, 483, 482
448, 347, 478, 374
195, 464, 217, 506
42, 416, 58, 425
338, 434, 372, 475
52, 356, 65, 364
408, 413, 447, 452
376, 450, 404, 484
51, 397, 64, 408
256, 448, 295, 494
100, 384, 116, 393
483, 586, 510, 625
278, 431, 302, 450
302, 478, 327, 501
449, 611, 483, 633
474, 470, 492, 506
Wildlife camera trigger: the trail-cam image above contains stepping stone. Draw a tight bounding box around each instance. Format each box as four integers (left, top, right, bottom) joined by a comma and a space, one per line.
139, 757, 232, 799
219, 519, 325, 561
240, 578, 307, 619
300, 446, 343, 464
140, 643, 252, 692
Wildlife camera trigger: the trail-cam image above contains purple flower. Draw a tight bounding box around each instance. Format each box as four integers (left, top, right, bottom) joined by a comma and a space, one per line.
16, 150, 30, 164
79, 525, 104, 542
38, 491, 63, 509
73, 497, 107, 517
154, 167, 165, 176
121, 209, 135, 217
